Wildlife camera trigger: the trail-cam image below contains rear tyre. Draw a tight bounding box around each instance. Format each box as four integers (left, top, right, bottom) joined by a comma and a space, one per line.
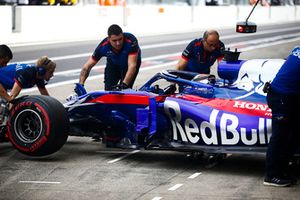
8, 95, 69, 156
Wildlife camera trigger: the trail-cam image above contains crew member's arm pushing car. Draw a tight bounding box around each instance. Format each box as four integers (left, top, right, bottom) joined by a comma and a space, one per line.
75, 57, 96, 96
175, 58, 188, 71
122, 52, 139, 88
0, 84, 13, 102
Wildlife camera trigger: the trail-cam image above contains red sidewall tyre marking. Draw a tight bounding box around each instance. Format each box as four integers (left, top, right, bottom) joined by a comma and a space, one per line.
8, 101, 51, 153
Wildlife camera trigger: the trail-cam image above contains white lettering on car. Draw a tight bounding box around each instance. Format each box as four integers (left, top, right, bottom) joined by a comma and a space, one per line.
233, 100, 271, 112
164, 100, 187, 141
164, 100, 271, 146
200, 109, 218, 145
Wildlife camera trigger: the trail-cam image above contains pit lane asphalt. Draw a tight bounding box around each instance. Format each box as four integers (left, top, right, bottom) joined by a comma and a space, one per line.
1, 41, 300, 200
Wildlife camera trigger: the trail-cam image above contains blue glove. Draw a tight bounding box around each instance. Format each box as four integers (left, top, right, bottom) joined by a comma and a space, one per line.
74, 83, 87, 96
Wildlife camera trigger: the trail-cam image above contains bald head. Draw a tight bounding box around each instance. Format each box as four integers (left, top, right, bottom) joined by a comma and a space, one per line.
203, 30, 220, 40
202, 30, 220, 52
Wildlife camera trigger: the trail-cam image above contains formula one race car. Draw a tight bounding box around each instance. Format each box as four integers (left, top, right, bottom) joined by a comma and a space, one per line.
1, 53, 298, 160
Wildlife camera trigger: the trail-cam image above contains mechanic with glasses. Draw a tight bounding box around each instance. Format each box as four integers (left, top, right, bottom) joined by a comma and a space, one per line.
264, 46, 300, 187
74, 24, 141, 95
0, 44, 13, 67
175, 30, 225, 74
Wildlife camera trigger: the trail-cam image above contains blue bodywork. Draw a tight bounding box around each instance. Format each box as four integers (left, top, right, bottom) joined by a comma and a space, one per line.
64, 58, 298, 155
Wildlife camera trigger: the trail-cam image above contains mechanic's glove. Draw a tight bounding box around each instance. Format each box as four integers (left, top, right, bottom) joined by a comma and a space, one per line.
120, 82, 129, 89
66, 93, 78, 102
74, 83, 87, 96
112, 82, 129, 91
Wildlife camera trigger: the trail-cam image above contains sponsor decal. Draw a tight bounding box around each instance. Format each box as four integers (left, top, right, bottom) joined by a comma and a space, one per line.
179, 95, 271, 117
232, 100, 272, 117
164, 100, 272, 146
230, 59, 284, 98
10, 101, 32, 117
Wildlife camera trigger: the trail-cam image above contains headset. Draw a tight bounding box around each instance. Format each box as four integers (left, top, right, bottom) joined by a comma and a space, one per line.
37, 58, 51, 76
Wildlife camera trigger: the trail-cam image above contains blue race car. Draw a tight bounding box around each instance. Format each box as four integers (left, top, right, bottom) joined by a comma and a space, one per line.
3, 54, 298, 159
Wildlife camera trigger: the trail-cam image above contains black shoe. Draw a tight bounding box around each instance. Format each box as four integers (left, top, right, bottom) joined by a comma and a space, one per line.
290, 177, 297, 185
91, 134, 101, 142
263, 177, 292, 187
283, 175, 297, 185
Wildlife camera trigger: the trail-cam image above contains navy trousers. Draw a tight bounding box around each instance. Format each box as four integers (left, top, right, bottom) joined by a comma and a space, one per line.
104, 61, 141, 91
265, 90, 300, 178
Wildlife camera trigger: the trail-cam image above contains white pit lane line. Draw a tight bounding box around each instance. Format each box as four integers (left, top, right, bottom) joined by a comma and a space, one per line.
188, 172, 202, 179
151, 172, 202, 199
168, 184, 183, 191
107, 150, 140, 164
19, 181, 61, 184
152, 197, 162, 200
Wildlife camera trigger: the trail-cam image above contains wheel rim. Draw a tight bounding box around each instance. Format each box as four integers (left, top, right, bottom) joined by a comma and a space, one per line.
13, 109, 43, 144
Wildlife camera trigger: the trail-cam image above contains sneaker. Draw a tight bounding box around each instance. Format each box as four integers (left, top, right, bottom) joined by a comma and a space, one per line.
283, 175, 297, 185
263, 177, 292, 187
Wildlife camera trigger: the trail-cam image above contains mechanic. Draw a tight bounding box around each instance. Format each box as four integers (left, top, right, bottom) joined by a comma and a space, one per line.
0, 44, 13, 67
264, 46, 300, 187
0, 56, 56, 102
175, 30, 225, 74
75, 24, 141, 95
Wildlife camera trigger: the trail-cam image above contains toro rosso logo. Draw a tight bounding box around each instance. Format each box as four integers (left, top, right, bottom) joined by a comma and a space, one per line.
164, 100, 272, 146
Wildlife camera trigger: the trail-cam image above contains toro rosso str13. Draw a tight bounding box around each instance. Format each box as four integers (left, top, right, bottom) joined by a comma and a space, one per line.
1, 55, 299, 159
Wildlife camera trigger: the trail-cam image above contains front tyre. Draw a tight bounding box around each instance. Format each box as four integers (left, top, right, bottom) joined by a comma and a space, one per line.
8, 95, 69, 156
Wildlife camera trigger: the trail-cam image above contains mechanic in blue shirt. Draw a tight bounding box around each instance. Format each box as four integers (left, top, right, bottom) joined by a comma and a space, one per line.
0, 44, 13, 67
0, 56, 56, 102
75, 24, 141, 94
264, 46, 300, 187
175, 30, 225, 74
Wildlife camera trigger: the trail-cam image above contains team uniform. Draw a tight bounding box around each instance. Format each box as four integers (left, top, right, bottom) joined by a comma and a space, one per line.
0, 63, 46, 90
181, 38, 224, 74
265, 46, 300, 185
92, 32, 141, 90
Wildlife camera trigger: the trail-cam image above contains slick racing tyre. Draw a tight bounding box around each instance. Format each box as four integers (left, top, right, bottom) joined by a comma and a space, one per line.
8, 95, 69, 156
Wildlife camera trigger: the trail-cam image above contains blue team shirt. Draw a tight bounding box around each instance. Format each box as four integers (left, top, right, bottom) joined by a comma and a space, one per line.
182, 38, 224, 74
0, 63, 45, 90
271, 46, 300, 95
92, 32, 141, 70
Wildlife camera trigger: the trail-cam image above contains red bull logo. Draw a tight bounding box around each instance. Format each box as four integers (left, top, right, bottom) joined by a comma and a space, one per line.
164, 100, 272, 146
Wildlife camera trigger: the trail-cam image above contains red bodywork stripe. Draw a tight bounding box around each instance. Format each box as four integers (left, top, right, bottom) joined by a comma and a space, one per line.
178, 95, 271, 118
89, 94, 150, 105
88, 94, 166, 104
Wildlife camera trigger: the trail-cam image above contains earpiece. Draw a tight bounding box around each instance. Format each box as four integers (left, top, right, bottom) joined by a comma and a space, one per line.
37, 57, 51, 76
37, 67, 46, 76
